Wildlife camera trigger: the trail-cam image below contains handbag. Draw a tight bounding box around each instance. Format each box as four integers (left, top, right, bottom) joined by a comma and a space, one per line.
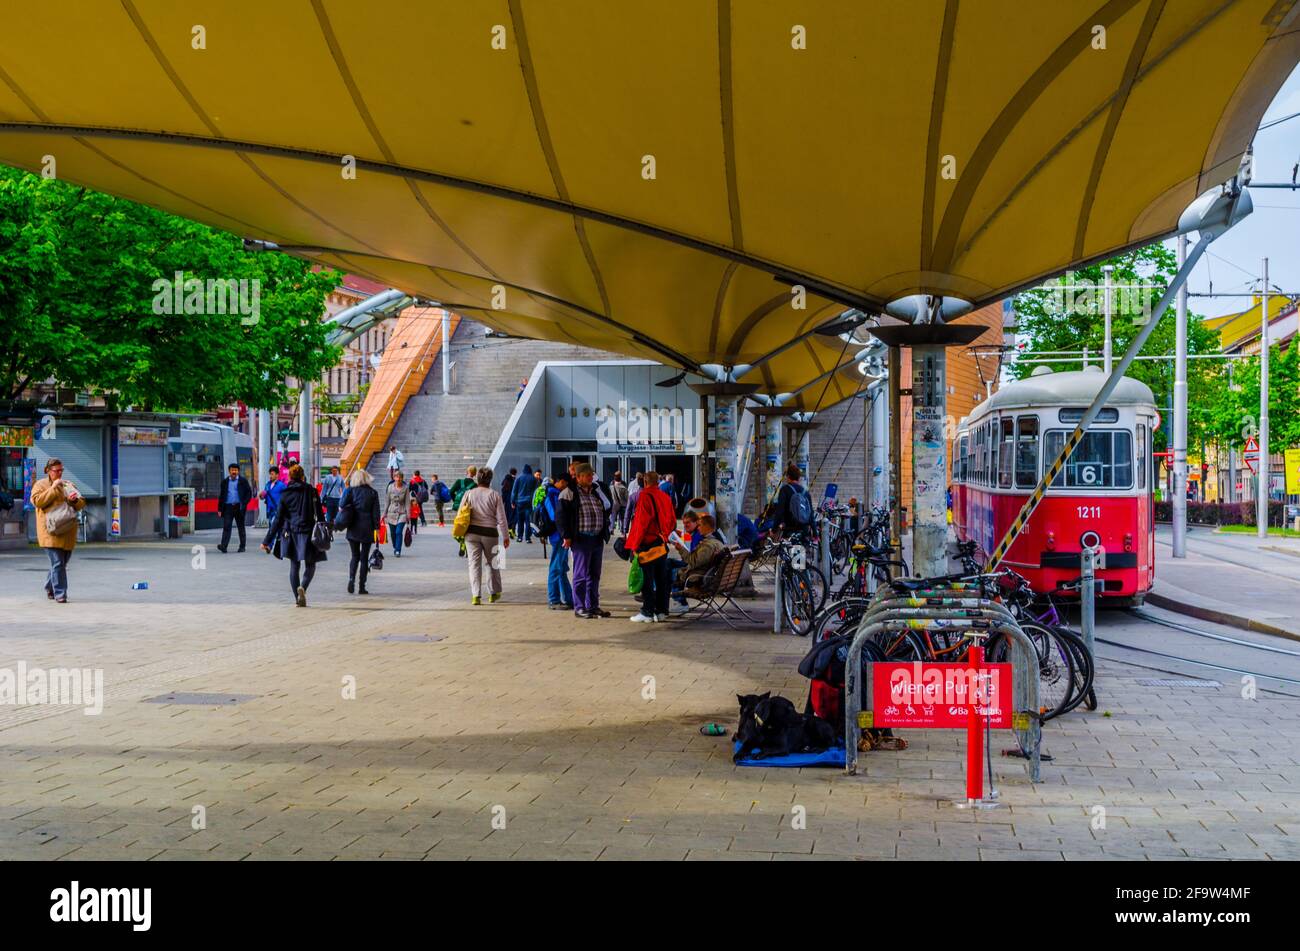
44, 500, 78, 535
451, 495, 472, 540
369, 547, 384, 571
334, 488, 354, 530
311, 520, 332, 551
403, 524, 413, 547
378, 521, 387, 545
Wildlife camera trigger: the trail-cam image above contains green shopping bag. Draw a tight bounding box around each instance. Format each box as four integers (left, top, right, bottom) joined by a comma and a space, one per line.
628, 558, 644, 595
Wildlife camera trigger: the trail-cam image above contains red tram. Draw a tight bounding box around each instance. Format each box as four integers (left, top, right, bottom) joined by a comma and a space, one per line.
952, 366, 1157, 603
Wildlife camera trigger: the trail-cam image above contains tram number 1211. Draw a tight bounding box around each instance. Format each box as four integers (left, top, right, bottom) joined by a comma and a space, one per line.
1076, 505, 1102, 518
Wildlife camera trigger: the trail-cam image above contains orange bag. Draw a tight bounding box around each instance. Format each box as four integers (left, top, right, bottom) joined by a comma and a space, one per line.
378, 522, 387, 544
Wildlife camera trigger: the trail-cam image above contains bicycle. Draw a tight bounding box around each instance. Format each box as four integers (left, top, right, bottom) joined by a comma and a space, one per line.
775, 535, 828, 636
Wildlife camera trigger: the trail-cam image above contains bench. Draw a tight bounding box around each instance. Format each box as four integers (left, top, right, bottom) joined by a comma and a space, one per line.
677, 548, 759, 628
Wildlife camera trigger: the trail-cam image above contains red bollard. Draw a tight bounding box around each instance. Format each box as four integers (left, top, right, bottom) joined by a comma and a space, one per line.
966, 645, 984, 802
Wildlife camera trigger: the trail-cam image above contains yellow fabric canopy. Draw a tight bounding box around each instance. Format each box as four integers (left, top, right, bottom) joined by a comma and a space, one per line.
2, 1, 1296, 405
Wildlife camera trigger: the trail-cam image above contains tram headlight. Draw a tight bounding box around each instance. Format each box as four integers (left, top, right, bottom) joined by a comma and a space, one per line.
1124, 532, 1133, 552
1046, 531, 1056, 550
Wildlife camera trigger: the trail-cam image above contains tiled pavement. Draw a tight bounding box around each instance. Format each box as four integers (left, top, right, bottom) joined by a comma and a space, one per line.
0, 526, 1296, 861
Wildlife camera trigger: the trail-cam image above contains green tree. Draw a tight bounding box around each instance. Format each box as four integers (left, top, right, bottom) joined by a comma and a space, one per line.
0, 165, 341, 409
1010, 244, 1220, 451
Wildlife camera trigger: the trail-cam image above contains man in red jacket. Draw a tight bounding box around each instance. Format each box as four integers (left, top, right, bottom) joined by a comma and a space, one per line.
623, 470, 677, 622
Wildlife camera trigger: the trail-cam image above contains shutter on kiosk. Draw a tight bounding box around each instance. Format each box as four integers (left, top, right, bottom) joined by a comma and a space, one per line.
119, 445, 166, 495
32, 426, 104, 498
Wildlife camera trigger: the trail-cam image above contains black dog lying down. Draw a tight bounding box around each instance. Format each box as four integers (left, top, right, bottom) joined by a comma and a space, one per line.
734, 692, 837, 762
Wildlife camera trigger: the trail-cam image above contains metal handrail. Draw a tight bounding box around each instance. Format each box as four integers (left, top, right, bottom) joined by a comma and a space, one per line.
345, 319, 452, 473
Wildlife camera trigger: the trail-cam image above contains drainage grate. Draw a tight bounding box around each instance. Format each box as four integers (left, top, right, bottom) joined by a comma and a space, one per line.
1135, 678, 1222, 689
374, 634, 444, 643
143, 692, 258, 705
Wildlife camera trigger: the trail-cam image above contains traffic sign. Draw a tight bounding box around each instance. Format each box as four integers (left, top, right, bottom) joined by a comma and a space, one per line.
1244, 435, 1259, 474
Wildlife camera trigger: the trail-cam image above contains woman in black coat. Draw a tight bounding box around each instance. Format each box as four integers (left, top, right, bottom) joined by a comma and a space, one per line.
261, 463, 327, 607
337, 468, 381, 595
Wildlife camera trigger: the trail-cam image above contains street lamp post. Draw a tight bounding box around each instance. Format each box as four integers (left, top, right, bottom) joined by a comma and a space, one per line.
1172, 237, 1188, 558
1258, 258, 1270, 539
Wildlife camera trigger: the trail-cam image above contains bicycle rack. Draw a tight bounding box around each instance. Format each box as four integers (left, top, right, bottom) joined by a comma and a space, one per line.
844, 582, 1042, 782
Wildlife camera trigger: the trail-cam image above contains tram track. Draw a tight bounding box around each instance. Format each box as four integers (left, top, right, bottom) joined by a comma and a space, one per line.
1095, 608, 1300, 691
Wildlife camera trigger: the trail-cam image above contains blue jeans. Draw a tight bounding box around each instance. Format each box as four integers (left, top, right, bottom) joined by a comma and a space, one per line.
514, 503, 533, 541
547, 542, 573, 605
389, 522, 404, 555
45, 547, 71, 598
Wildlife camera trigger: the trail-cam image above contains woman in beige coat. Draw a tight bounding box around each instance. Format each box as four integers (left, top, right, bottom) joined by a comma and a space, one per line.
30, 458, 86, 602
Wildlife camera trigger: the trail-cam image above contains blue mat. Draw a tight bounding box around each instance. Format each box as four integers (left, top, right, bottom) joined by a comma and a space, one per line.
732, 740, 846, 768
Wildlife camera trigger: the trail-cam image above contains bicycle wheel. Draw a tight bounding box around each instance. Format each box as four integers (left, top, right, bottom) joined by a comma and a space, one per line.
869, 627, 926, 661
1051, 626, 1095, 715
987, 623, 1074, 721
829, 533, 850, 578
781, 566, 818, 636
802, 563, 829, 613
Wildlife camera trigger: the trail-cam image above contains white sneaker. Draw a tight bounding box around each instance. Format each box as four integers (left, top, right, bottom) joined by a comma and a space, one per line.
629, 613, 654, 623
653, 613, 671, 622
669, 603, 689, 616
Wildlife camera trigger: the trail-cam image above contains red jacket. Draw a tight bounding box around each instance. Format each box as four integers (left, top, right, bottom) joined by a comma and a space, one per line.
624, 485, 676, 551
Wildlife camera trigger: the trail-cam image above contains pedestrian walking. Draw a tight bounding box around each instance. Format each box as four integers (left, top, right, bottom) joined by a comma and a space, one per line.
511, 464, 537, 543
623, 472, 644, 534
450, 466, 477, 508
336, 468, 380, 595
501, 467, 517, 536
542, 472, 572, 610
624, 470, 676, 623
260, 463, 328, 607
385, 470, 411, 557
409, 471, 430, 527
386, 445, 405, 481
260, 465, 285, 524
31, 458, 86, 603
460, 466, 510, 604
217, 462, 253, 553
429, 473, 449, 526
559, 463, 613, 619
608, 471, 628, 535
321, 465, 345, 530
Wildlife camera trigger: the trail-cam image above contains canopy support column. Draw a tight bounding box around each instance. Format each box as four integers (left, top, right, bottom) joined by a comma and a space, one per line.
911, 344, 948, 578
257, 408, 271, 527
1172, 236, 1188, 557
299, 380, 313, 477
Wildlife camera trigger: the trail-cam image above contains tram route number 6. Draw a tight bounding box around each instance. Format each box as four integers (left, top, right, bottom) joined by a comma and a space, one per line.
1076, 505, 1101, 518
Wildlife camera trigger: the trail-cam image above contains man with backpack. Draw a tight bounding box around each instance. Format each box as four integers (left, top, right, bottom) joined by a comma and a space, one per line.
511, 464, 537, 543
428, 473, 450, 527
765, 464, 814, 540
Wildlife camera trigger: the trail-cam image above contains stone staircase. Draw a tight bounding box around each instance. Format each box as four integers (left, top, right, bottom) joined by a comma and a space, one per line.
366, 318, 620, 483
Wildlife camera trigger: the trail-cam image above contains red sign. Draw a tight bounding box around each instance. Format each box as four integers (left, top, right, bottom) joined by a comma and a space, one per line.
872, 661, 1012, 729
1244, 435, 1260, 474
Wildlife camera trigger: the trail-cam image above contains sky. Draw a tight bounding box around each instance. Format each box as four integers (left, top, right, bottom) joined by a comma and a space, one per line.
1180, 62, 1300, 319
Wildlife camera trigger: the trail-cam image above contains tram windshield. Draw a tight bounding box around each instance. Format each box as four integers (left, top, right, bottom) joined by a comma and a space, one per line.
1044, 430, 1133, 488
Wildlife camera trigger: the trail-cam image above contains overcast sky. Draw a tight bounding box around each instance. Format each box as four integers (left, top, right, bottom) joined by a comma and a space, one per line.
1178, 62, 1300, 319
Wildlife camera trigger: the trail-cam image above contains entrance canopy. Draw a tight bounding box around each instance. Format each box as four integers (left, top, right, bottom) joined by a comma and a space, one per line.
1, 1, 1296, 406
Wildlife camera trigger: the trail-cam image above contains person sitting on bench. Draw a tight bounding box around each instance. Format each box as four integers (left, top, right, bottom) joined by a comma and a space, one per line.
667, 513, 727, 614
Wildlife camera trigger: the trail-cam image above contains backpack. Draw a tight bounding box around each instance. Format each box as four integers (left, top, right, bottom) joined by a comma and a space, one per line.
436, 481, 451, 503
531, 483, 547, 510
412, 481, 429, 504
533, 495, 557, 537
789, 484, 814, 527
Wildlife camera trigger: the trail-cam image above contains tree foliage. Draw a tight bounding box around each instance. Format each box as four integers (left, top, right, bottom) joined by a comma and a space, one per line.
0, 165, 340, 409
1010, 244, 1223, 451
